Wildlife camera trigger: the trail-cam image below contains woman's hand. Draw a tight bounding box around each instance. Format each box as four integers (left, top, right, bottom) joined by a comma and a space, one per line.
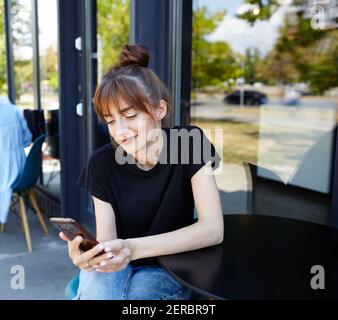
59, 232, 115, 272
95, 239, 133, 273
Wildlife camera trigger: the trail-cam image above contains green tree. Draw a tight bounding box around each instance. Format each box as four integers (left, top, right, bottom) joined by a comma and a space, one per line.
243, 47, 263, 84
0, 0, 32, 98
236, 0, 281, 26
11, 0, 33, 99
256, 49, 300, 85
240, 0, 338, 93
306, 31, 338, 94
97, 0, 130, 75
192, 6, 242, 94
41, 45, 58, 91
0, 2, 7, 94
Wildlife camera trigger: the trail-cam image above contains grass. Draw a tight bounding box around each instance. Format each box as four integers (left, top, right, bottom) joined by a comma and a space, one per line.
191, 118, 259, 165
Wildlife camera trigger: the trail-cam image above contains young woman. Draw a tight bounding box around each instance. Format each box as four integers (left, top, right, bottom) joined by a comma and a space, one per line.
59, 44, 224, 300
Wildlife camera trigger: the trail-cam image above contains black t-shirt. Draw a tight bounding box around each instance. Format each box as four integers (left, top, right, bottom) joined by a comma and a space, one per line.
78, 125, 221, 266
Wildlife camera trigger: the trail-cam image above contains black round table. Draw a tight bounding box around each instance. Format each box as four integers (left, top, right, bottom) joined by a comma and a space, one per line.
158, 214, 338, 300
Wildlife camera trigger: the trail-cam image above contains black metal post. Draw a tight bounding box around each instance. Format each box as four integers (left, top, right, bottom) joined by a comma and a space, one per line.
31, 0, 41, 110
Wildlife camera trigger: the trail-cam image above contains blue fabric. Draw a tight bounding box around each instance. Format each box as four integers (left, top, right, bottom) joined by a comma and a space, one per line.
65, 275, 80, 300
12, 134, 45, 193
73, 265, 192, 300
0, 97, 32, 223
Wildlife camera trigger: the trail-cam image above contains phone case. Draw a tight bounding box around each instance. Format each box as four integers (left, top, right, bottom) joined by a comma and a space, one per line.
50, 217, 99, 252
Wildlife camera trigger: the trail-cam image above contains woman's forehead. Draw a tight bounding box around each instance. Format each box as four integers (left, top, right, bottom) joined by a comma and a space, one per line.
103, 98, 134, 117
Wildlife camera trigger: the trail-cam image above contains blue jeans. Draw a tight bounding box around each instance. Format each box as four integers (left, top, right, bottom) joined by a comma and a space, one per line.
74, 264, 192, 300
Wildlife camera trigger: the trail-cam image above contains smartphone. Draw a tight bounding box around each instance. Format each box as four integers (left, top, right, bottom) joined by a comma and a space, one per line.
50, 217, 100, 252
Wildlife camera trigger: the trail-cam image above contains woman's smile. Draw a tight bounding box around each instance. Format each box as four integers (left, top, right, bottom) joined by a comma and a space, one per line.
121, 135, 138, 145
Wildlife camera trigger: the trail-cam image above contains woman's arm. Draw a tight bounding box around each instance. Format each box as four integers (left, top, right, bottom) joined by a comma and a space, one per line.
126, 161, 224, 261
93, 196, 118, 242
58, 196, 119, 272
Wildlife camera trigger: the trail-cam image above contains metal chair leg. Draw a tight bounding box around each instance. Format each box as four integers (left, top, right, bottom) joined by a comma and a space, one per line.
28, 188, 48, 235
19, 196, 32, 253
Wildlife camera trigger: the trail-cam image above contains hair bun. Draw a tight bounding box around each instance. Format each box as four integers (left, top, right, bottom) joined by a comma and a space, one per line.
119, 44, 150, 68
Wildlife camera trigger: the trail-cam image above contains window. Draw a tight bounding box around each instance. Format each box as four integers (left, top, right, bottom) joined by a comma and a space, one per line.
97, 0, 130, 79
0, 1, 7, 96
11, 0, 34, 109
190, 0, 338, 225
38, 0, 60, 197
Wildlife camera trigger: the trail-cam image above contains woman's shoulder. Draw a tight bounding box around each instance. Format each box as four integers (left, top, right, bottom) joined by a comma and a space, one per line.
166, 124, 203, 134
87, 143, 114, 166
171, 124, 201, 130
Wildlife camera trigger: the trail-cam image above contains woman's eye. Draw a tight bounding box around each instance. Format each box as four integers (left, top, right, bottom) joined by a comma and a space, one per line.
126, 114, 137, 119
106, 119, 115, 125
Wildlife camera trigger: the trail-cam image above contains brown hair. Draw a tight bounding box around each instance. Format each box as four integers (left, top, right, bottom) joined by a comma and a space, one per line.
93, 44, 172, 125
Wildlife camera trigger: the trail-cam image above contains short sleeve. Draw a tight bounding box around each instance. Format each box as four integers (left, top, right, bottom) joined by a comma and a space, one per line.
77, 156, 110, 202
186, 126, 221, 179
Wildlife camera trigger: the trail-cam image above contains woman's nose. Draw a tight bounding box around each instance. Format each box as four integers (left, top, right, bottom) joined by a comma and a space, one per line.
115, 118, 128, 135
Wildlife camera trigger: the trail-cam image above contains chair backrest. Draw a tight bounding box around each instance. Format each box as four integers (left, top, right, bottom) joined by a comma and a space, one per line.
244, 162, 329, 225
23, 109, 46, 142
12, 134, 46, 193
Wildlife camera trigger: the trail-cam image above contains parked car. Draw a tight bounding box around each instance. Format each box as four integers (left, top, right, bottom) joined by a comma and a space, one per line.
223, 90, 268, 106
283, 89, 301, 106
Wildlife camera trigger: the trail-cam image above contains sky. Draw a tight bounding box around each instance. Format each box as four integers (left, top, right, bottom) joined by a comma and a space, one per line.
15, 0, 57, 59
195, 0, 292, 56
16, 0, 291, 59
37, 0, 58, 52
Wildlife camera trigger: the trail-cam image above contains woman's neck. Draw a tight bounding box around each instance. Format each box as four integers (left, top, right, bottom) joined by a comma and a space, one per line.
134, 128, 164, 170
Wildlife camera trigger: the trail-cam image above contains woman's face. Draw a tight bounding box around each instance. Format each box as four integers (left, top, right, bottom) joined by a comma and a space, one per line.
103, 98, 166, 157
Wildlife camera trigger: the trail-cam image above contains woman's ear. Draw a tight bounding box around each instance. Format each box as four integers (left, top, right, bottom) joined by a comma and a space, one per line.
156, 100, 167, 121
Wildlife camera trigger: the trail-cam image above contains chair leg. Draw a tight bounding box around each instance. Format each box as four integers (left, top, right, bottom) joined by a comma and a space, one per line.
28, 189, 48, 235
19, 196, 32, 253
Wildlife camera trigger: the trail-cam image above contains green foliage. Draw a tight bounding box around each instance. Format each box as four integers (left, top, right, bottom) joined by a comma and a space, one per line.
238, 0, 338, 93
97, 0, 130, 75
306, 31, 338, 94
39, 45, 58, 91
244, 47, 264, 84
192, 6, 243, 93
236, 0, 280, 26
14, 59, 32, 97
0, 2, 7, 94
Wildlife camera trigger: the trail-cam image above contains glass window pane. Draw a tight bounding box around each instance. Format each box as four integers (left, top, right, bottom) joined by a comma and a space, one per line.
38, 0, 60, 197
190, 0, 338, 225
11, 0, 34, 109
0, 2, 7, 96
97, 0, 130, 79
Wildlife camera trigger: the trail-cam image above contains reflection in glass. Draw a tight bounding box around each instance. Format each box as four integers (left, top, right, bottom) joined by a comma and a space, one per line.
11, 0, 33, 110
0, 1, 7, 96
38, 0, 60, 197
97, 0, 130, 79
191, 0, 337, 224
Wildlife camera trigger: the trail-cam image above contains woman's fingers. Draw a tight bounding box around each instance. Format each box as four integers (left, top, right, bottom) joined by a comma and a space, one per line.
74, 242, 105, 266
99, 250, 130, 268
79, 262, 96, 272
89, 251, 115, 266
68, 236, 83, 258
59, 232, 70, 242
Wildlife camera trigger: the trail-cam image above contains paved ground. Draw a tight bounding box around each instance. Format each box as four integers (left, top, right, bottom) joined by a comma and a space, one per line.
0, 204, 78, 300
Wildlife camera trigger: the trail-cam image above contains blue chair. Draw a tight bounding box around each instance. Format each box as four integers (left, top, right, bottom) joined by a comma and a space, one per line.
65, 275, 80, 300
11, 134, 49, 252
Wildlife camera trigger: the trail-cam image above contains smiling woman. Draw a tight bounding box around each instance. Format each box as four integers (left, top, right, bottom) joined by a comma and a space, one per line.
58, 43, 223, 300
